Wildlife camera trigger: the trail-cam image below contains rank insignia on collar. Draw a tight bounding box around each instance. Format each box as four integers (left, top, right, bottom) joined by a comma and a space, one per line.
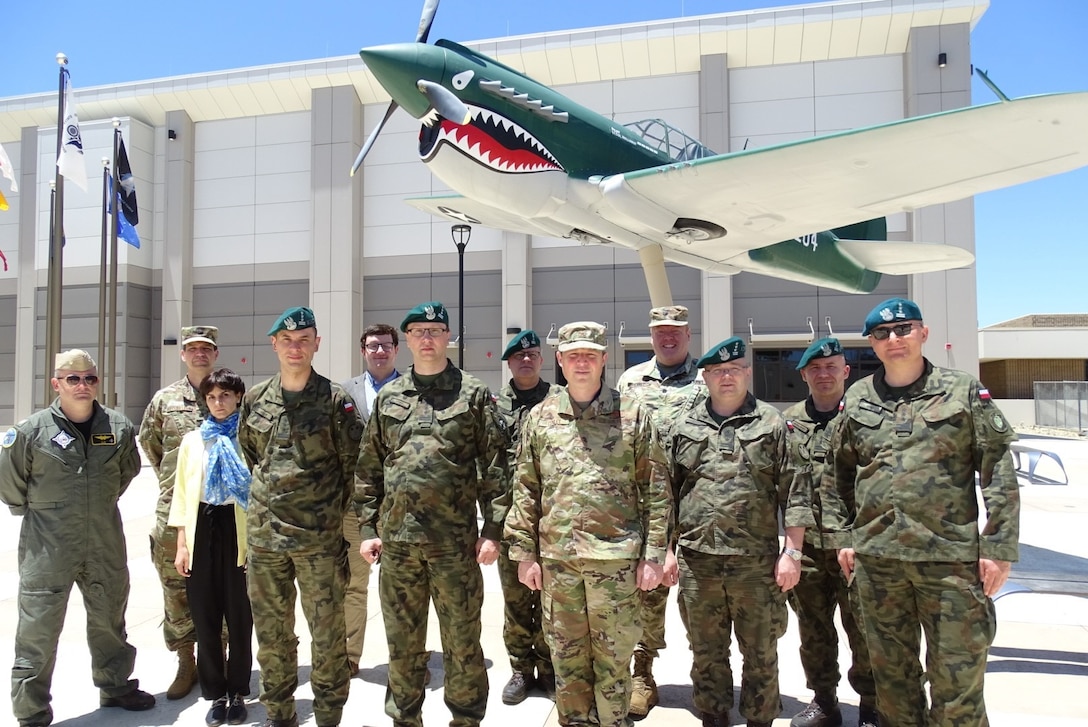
52, 430, 75, 449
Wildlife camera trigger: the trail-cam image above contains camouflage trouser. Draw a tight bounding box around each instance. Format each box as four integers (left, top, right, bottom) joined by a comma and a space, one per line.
787, 542, 875, 702
541, 557, 641, 727
498, 541, 551, 673
247, 544, 350, 726
633, 584, 668, 659
379, 541, 488, 727
342, 511, 372, 664
678, 549, 786, 722
854, 556, 996, 727
150, 525, 196, 651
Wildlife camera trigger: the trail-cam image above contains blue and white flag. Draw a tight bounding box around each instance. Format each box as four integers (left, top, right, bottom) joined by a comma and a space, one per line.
56, 71, 87, 192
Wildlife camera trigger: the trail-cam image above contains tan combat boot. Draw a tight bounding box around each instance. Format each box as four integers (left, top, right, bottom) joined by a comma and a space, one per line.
166, 643, 198, 700
628, 651, 659, 720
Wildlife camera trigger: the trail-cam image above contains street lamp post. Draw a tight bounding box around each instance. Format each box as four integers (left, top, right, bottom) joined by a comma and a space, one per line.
451, 224, 471, 369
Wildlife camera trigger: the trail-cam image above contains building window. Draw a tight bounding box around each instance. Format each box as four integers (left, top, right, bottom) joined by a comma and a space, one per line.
751, 347, 882, 401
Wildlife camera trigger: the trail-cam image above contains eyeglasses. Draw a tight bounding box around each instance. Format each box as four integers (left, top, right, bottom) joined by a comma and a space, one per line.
703, 366, 748, 379
364, 343, 396, 352
870, 322, 917, 340
509, 351, 542, 361
405, 327, 448, 339
62, 375, 100, 386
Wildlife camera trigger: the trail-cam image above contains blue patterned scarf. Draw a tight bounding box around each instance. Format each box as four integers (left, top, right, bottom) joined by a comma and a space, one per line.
200, 411, 251, 509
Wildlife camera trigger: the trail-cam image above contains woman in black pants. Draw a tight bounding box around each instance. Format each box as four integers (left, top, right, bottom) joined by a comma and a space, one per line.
170, 368, 253, 726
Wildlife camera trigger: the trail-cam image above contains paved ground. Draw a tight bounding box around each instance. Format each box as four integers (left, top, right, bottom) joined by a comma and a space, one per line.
1, 431, 1086, 726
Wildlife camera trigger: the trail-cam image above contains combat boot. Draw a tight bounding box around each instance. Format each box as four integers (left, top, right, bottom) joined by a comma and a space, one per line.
501, 668, 535, 705
857, 702, 879, 727
167, 644, 198, 700
627, 651, 659, 720
791, 694, 843, 727
537, 664, 556, 700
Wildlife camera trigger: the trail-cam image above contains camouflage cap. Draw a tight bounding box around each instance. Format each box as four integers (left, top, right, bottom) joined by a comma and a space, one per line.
267, 306, 316, 336
557, 321, 607, 352
181, 325, 219, 347
400, 301, 449, 332
862, 297, 923, 335
54, 349, 97, 372
797, 336, 844, 370
696, 336, 746, 368
649, 305, 689, 327
501, 330, 542, 360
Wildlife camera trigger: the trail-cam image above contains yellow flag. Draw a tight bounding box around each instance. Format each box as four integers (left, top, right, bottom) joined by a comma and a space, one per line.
0, 188, 8, 211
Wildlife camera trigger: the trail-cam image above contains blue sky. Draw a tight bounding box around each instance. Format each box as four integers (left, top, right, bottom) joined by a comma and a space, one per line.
5, 0, 1086, 326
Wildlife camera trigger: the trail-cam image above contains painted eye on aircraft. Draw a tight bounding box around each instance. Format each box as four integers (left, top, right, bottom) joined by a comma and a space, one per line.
452, 70, 474, 90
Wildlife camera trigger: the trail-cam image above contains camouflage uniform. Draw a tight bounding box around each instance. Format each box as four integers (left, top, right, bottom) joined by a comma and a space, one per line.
782, 397, 876, 713
616, 355, 702, 668
505, 385, 670, 727
666, 390, 812, 724
356, 363, 508, 727
0, 400, 143, 726
824, 360, 1020, 726
496, 378, 556, 679
139, 376, 203, 653
239, 370, 362, 727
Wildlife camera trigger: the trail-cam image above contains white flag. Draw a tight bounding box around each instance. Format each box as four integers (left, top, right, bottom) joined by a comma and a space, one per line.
0, 141, 16, 193
56, 74, 87, 192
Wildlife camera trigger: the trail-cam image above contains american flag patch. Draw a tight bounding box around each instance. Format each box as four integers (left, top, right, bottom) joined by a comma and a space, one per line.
979, 388, 991, 401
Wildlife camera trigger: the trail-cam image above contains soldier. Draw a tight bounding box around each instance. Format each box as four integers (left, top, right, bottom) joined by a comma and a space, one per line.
495, 330, 557, 704
139, 324, 219, 700
239, 306, 363, 727
506, 321, 669, 727
615, 304, 701, 719
340, 323, 401, 675
784, 338, 877, 727
665, 337, 811, 727
0, 350, 155, 727
356, 301, 507, 727
824, 298, 1020, 726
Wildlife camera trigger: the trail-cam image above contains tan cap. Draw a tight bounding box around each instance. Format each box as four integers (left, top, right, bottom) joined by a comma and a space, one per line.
55, 349, 97, 372
557, 321, 607, 352
649, 305, 689, 327
181, 325, 219, 347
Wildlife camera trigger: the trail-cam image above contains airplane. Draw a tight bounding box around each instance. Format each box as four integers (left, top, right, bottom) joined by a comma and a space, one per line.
350, 0, 1088, 307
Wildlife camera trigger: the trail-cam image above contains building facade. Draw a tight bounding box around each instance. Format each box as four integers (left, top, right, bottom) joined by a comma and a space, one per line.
0, 0, 988, 424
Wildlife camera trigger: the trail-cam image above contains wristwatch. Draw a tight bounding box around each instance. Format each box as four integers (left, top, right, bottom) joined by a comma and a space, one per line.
782, 547, 802, 561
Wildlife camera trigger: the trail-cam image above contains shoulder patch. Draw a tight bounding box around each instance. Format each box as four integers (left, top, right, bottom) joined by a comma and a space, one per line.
989, 411, 1009, 434
1, 427, 17, 448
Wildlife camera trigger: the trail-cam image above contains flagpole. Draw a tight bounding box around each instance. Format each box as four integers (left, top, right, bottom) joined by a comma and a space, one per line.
98, 157, 110, 405
108, 120, 121, 408
45, 53, 68, 406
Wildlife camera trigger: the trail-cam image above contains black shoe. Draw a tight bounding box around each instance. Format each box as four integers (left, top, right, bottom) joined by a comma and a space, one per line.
747, 721, 773, 727
501, 670, 534, 705
227, 694, 248, 725
262, 717, 299, 727
700, 713, 729, 727
537, 668, 556, 700
858, 705, 880, 727
791, 699, 843, 727
206, 696, 228, 727
100, 688, 156, 711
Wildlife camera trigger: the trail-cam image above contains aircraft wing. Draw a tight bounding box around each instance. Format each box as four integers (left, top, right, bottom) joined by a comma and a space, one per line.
405, 194, 569, 239
616, 92, 1088, 261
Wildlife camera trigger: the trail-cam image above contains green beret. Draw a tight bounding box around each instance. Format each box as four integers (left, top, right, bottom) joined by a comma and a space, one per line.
267, 306, 316, 336
501, 330, 542, 360
400, 301, 449, 332
862, 297, 923, 336
797, 337, 844, 370
696, 336, 746, 368
557, 321, 607, 352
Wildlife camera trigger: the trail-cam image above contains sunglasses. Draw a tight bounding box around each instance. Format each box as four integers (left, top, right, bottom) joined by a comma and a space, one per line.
870, 322, 917, 340
62, 374, 100, 386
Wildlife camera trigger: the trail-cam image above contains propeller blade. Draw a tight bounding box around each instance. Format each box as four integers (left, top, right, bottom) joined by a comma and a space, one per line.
350, 100, 399, 177
416, 0, 440, 43
417, 80, 472, 125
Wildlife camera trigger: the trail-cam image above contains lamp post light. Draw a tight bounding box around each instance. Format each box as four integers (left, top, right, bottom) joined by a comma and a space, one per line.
451, 224, 471, 369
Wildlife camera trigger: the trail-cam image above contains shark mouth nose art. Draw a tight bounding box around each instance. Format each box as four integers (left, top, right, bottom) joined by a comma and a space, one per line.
419, 104, 563, 173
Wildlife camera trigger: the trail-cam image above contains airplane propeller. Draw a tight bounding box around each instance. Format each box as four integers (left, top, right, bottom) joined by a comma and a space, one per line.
350, 0, 458, 177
